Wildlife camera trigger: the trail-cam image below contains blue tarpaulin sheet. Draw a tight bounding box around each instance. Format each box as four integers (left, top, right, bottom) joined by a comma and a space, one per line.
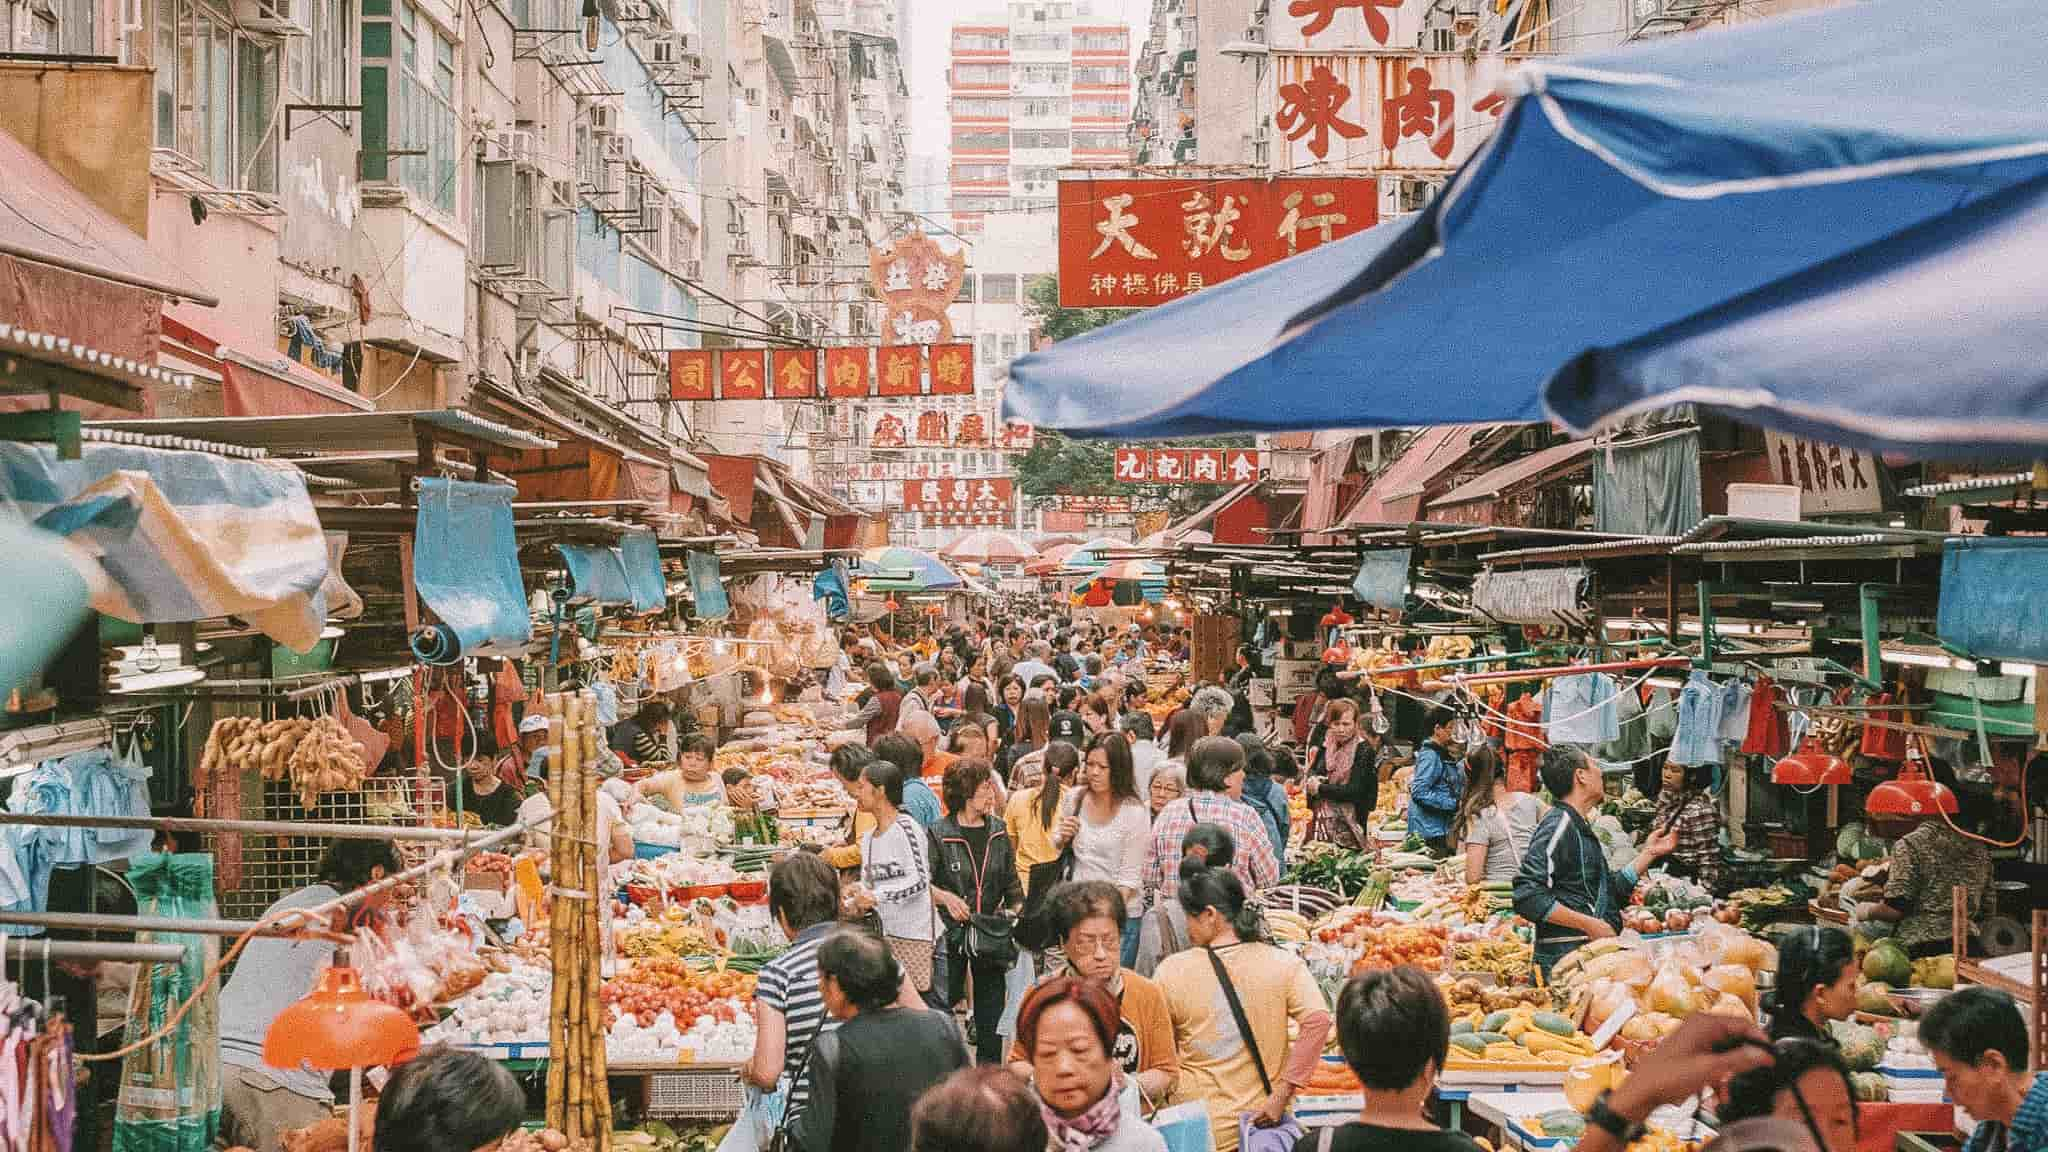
412, 478, 530, 660
813, 561, 850, 621
618, 531, 666, 615
1353, 549, 1412, 613
0, 441, 328, 651
1937, 538, 2048, 664
688, 550, 728, 620
558, 544, 633, 607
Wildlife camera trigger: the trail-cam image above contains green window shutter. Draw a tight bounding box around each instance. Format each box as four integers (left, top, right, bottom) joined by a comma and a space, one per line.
360, 64, 387, 180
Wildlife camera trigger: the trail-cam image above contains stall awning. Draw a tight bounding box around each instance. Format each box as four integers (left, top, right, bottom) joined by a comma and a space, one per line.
1342, 425, 1514, 527
160, 318, 369, 416
1428, 439, 1597, 513
0, 126, 213, 306
99, 410, 554, 455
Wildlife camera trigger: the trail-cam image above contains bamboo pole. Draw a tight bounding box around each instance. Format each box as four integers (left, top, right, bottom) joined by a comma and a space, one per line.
581, 689, 612, 1142
546, 692, 569, 1132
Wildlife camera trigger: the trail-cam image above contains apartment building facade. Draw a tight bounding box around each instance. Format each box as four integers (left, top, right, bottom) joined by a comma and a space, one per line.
0, 0, 908, 492
947, 0, 1131, 236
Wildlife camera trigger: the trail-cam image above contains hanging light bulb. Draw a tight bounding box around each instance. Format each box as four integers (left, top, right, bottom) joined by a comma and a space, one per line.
581, 0, 600, 53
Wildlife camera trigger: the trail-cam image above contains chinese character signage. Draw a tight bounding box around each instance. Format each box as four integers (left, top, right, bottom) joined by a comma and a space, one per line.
903, 476, 1015, 512
1112, 448, 1263, 485
999, 421, 1036, 452
1058, 177, 1378, 308
925, 512, 1013, 528
665, 343, 975, 400
850, 460, 961, 481
1271, 0, 1434, 51
871, 412, 909, 448
1764, 431, 1884, 517
913, 410, 951, 447
1057, 494, 1135, 513
1271, 54, 1519, 173
869, 233, 967, 346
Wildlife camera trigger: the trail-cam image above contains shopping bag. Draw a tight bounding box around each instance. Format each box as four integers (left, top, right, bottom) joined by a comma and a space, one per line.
1151, 1102, 1212, 1152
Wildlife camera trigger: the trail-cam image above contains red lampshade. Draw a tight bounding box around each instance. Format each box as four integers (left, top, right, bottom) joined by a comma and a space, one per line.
1771, 736, 1851, 786
883, 598, 899, 612
1321, 605, 1353, 628
264, 966, 420, 1071
1867, 771, 1959, 819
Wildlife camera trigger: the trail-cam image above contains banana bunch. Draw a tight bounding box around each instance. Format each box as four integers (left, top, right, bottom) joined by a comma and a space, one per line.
1265, 907, 1310, 944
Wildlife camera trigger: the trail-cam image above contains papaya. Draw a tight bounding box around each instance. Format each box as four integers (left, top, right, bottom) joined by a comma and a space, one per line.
1531, 1012, 1576, 1037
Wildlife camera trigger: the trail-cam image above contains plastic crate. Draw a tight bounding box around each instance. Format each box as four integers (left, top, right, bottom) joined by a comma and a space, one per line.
645, 1069, 745, 1119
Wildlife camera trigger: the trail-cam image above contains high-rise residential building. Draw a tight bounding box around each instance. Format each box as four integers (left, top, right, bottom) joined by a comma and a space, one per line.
947, 1, 1132, 236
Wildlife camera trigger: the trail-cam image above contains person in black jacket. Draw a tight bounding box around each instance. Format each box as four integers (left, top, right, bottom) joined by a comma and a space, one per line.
792, 928, 970, 1152
931, 757, 1023, 1064
1513, 746, 1676, 978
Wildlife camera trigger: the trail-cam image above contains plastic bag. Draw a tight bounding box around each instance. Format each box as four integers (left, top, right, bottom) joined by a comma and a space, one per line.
1581, 978, 1637, 1036
114, 854, 222, 1152
1647, 961, 1697, 1016
1583, 948, 1654, 988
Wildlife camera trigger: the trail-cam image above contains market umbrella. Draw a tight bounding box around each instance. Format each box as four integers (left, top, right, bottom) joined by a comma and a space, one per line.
1098, 558, 1166, 582
1003, 0, 2048, 457
1141, 528, 1211, 547
1059, 538, 1135, 572
939, 530, 1039, 565
857, 546, 964, 591
1024, 541, 1079, 575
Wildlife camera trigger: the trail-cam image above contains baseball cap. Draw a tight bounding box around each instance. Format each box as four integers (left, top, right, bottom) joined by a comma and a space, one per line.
519, 714, 550, 734
1049, 711, 1086, 744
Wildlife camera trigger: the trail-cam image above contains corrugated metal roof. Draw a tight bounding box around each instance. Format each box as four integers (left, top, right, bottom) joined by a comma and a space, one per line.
98, 410, 555, 454
1431, 438, 1597, 507
1340, 424, 1504, 526
1902, 472, 2031, 497
1671, 532, 1944, 555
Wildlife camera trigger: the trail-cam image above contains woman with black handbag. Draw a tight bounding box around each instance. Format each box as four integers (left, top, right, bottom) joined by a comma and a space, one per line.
932, 757, 1023, 1064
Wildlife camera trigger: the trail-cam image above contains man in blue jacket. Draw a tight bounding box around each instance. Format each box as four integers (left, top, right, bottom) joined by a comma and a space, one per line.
1407, 707, 1465, 855
1514, 745, 1676, 978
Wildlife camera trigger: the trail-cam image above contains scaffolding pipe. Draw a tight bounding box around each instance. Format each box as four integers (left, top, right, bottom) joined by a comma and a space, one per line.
0, 939, 187, 965
0, 811, 502, 842
0, 910, 318, 941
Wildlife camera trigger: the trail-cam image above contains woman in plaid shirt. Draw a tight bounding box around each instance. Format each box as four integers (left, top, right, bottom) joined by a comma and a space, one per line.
1652, 760, 1724, 893
1140, 736, 1279, 907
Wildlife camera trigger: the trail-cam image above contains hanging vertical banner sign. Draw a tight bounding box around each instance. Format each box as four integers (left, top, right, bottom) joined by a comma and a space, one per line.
824, 347, 870, 398
929, 342, 974, 396
1057, 175, 1380, 308
669, 349, 714, 401
870, 233, 967, 346
721, 349, 766, 399
772, 348, 817, 398
877, 345, 924, 397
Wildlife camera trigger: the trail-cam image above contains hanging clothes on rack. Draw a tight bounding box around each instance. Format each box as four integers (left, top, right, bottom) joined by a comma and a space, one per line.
1669, 670, 1726, 767
1544, 671, 1620, 747
0, 745, 154, 937
1740, 675, 1789, 759
113, 854, 220, 1152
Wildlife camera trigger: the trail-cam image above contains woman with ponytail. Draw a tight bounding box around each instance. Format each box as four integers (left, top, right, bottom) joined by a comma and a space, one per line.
1769, 924, 1858, 1045
1155, 850, 1332, 1152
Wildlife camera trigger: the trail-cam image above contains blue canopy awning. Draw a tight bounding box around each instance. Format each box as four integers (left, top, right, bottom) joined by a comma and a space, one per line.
1005, 0, 2048, 457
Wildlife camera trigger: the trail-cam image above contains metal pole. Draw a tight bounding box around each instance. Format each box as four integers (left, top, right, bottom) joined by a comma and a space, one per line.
0, 939, 187, 964
0, 910, 315, 941
278, 813, 554, 931
0, 811, 499, 842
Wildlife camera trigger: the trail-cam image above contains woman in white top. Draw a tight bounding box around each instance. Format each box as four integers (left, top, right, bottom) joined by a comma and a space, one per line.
1056, 733, 1151, 968
1453, 745, 1547, 886
848, 754, 939, 1004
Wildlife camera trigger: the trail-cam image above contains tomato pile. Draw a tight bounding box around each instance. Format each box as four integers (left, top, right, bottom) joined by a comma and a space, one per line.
1312, 909, 1449, 972
599, 959, 756, 1029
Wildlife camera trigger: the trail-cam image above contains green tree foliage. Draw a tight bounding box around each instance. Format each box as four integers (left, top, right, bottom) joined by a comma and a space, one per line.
1013, 275, 1252, 503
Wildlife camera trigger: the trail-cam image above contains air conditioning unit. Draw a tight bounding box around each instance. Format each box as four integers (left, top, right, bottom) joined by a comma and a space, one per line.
1243, 20, 1265, 43
490, 128, 537, 164
588, 103, 617, 133
681, 259, 702, 279
235, 0, 307, 34
602, 132, 633, 167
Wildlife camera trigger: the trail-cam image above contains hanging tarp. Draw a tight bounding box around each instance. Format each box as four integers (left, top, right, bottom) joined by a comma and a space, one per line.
0, 518, 95, 696
1473, 567, 1589, 628
813, 560, 851, 621
618, 530, 666, 614
558, 543, 633, 606
1352, 548, 1411, 614
687, 549, 729, 620
1938, 538, 2048, 663
319, 531, 363, 620
411, 478, 530, 662
1594, 430, 1702, 537
0, 441, 328, 651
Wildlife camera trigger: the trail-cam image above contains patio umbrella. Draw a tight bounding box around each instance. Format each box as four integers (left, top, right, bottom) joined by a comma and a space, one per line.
1004, 0, 2048, 457
1024, 542, 1079, 575
1141, 528, 1211, 547
939, 530, 1038, 565
1059, 538, 1134, 572
1098, 558, 1166, 582
857, 546, 964, 591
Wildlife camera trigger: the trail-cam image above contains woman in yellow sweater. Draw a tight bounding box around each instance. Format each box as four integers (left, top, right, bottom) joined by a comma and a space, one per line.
1007, 741, 1080, 894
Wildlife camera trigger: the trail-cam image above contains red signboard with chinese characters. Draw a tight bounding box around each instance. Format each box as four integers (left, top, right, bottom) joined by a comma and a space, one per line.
913, 409, 951, 447
877, 345, 924, 397
1058, 176, 1377, 307
925, 512, 1013, 527
903, 476, 1015, 512
1271, 0, 1434, 51
1111, 448, 1265, 485
929, 343, 974, 395
824, 347, 870, 397
669, 349, 714, 401
720, 349, 766, 400
771, 348, 817, 399
661, 344, 980, 400
999, 421, 1036, 452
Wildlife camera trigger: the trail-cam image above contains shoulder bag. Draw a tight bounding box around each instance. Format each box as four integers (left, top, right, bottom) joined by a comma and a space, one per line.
764, 1033, 818, 1152
1204, 947, 1305, 1152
